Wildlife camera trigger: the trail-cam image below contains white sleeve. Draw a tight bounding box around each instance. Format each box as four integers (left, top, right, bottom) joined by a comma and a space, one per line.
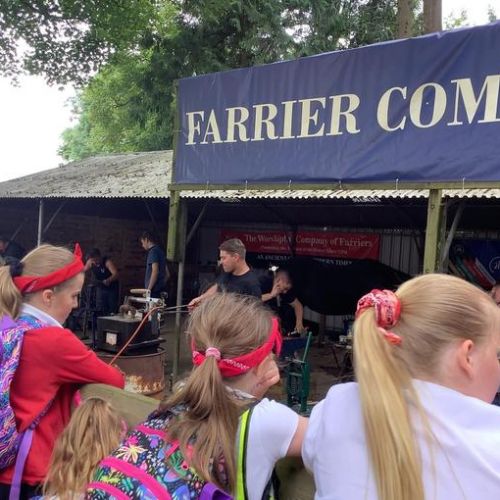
245, 399, 300, 500
302, 398, 325, 472
250, 399, 299, 459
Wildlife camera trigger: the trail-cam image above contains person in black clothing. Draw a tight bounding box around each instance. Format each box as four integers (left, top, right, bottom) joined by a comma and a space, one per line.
140, 231, 168, 298
261, 269, 305, 335
84, 248, 120, 315
0, 235, 25, 260
188, 238, 261, 309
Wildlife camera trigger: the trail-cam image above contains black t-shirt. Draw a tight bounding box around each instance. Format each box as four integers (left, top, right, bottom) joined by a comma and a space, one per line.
259, 275, 296, 311
216, 270, 262, 298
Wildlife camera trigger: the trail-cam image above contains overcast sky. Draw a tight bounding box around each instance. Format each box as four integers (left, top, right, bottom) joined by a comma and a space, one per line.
0, 1, 498, 182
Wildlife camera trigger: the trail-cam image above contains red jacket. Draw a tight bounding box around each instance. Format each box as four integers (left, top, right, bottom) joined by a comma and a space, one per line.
0, 326, 124, 485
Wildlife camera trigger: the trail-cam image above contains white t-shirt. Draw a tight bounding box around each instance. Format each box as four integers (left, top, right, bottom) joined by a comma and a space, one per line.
246, 398, 299, 500
303, 380, 500, 500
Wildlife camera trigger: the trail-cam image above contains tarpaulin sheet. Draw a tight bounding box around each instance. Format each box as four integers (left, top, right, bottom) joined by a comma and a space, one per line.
175, 23, 500, 185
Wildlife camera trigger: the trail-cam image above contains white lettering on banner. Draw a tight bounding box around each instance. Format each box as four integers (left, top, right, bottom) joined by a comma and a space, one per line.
327, 94, 361, 136
298, 97, 326, 138
184, 74, 500, 145
377, 87, 407, 131
448, 76, 500, 125
409, 83, 447, 128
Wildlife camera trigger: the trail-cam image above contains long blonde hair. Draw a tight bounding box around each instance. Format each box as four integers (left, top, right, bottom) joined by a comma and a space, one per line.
163, 293, 273, 492
354, 273, 500, 500
0, 244, 77, 320
43, 398, 124, 499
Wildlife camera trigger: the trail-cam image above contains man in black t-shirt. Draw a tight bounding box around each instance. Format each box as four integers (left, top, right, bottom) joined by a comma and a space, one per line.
261, 269, 305, 335
188, 238, 261, 309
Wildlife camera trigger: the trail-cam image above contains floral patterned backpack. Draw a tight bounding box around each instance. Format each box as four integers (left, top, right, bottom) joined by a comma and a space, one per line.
86, 407, 233, 500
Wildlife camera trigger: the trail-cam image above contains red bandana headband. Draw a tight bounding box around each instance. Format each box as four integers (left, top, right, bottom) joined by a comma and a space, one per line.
13, 244, 84, 294
192, 316, 283, 377
356, 289, 402, 346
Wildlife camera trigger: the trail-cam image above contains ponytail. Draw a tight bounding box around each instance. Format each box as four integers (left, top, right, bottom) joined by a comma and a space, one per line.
354, 274, 500, 500
162, 293, 272, 493
354, 310, 424, 500
0, 265, 22, 319
167, 357, 240, 490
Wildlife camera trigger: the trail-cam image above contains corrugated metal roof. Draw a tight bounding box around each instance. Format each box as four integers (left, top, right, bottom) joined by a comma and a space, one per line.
443, 188, 500, 199
1, 150, 500, 201
179, 188, 428, 200
0, 151, 173, 199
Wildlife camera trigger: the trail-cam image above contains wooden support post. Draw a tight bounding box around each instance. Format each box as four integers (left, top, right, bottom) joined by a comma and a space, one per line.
167, 189, 188, 380
423, 189, 446, 273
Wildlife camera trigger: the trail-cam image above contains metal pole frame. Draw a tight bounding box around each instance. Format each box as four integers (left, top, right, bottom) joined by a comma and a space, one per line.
37, 199, 45, 246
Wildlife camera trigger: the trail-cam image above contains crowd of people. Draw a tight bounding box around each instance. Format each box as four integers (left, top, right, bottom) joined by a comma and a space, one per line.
1, 237, 500, 500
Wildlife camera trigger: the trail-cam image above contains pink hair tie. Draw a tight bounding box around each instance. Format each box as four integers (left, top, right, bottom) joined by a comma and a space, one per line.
205, 347, 221, 360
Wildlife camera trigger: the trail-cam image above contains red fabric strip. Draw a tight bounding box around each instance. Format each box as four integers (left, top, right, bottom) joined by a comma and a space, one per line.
192, 316, 282, 377
13, 243, 84, 294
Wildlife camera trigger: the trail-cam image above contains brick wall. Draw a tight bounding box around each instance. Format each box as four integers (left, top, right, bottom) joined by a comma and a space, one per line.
0, 204, 168, 300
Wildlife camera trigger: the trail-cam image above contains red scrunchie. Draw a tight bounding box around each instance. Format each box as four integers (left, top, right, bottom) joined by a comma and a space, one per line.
356, 289, 402, 345
13, 243, 84, 294
192, 316, 282, 377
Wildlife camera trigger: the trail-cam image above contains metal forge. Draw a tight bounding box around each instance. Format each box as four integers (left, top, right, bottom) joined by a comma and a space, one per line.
95, 289, 168, 398
96, 289, 165, 353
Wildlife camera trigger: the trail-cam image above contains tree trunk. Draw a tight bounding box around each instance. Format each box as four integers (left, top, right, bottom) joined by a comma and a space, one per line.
423, 0, 442, 33
397, 0, 413, 38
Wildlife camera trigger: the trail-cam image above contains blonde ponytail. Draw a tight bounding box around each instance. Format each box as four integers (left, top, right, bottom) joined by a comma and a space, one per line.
0, 265, 22, 319
163, 293, 273, 492
354, 273, 500, 500
354, 311, 424, 500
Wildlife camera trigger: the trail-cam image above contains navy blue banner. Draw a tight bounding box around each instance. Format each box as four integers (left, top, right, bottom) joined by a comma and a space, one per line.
175, 23, 500, 185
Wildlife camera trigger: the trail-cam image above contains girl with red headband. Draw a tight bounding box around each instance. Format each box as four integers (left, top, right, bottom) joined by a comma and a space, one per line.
0, 244, 124, 499
303, 274, 500, 500
87, 293, 307, 499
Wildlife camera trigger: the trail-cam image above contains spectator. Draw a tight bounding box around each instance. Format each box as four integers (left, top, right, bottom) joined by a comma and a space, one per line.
0, 244, 124, 499
303, 274, 500, 500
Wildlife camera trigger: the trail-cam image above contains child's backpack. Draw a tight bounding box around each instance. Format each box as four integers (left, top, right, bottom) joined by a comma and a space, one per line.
86, 406, 233, 500
0, 314, 50, 499
86, 403, 276, 500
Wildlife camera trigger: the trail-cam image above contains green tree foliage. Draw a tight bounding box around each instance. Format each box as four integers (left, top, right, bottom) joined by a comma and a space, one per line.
59, 0, 416, 160
487, 5, 497, 23
0, 0, 155, 84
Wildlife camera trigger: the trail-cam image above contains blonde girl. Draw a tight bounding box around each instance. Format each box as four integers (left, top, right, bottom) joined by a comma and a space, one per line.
303, 273, 500, 500
303, 274, 500, 500
87, 293, 307, 499
0, 245, 123, 499
43, 398, 124, 499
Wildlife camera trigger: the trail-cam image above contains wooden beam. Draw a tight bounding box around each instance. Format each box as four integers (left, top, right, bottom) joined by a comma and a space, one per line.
423, 189, 446, 273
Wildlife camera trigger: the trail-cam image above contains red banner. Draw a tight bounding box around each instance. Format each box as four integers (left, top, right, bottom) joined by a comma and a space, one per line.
220, 229, 379, 260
